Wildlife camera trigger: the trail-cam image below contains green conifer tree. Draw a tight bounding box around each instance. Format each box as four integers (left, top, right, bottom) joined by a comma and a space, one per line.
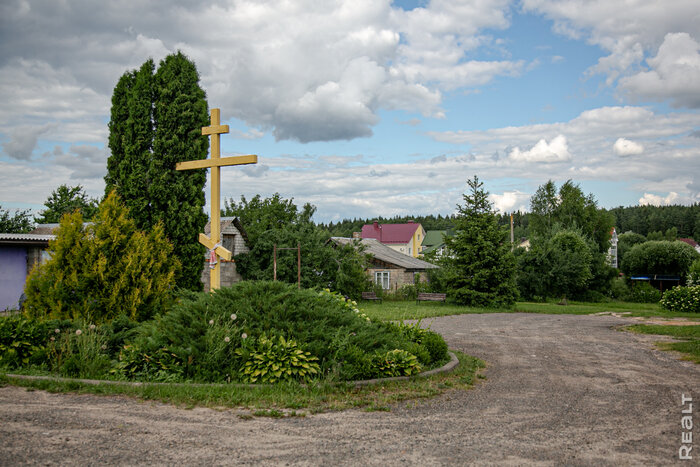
105, 52, 208, 290
105, 59, 155, 229
151, 52, 209, 290
443, 176, 518, 307
24, 192, 180, 322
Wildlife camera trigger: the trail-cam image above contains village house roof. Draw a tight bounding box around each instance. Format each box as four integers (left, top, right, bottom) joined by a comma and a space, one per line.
29, 224, 61, 235
361, 221, 421, 244
332, 237, 438, 270
678, 238, 699, 248
0, 233, 55, 245
203, 217, 250, 242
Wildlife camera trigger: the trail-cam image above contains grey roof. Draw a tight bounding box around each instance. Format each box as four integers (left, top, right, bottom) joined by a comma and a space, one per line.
30, 223, 92, 235
204, 217, 249, 243
0, 233, 55, 244
29, 223, 61, 235
332, 237, 438, 270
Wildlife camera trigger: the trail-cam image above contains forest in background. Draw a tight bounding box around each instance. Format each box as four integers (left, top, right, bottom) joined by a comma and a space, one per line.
320, 204, 700, 243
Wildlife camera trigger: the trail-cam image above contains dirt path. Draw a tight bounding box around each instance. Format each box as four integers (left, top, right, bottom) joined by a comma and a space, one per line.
1, 313, 697, 466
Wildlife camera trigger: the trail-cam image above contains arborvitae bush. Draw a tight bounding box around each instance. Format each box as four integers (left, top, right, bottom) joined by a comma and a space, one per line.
23, 192, 179, 323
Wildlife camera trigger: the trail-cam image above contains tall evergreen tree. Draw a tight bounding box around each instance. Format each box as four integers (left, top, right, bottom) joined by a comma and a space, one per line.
105, 52, 208, 290
105, 59, 155, 229
443, 176, 518, 307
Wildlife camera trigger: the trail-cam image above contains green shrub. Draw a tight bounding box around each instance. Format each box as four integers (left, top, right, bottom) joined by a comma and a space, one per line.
334, 344, 376, 381
627, 282, 662, 303
0, 315, 48, 368
421, 331, 449, 363
237, 334, 320, 384
660, 286, 700, 313
385, 320, 429, 343
609, 277, 630, 300
621, 240, 700, 281
688, 259, 700, 287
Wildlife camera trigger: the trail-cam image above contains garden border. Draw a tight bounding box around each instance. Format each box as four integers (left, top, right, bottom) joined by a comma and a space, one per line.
3, 352, 459, 389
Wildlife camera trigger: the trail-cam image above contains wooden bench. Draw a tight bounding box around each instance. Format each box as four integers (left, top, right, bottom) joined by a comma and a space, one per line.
361, 291, 382, 303
416, 292, 446, 304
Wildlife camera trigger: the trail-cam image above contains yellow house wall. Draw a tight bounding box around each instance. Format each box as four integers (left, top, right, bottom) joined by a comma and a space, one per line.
412, 225, 426, 257
380, 224, 426, 258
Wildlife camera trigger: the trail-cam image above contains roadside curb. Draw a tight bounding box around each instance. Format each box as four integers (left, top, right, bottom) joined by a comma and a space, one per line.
4, 352, 460, 389
352, 351, 459, 386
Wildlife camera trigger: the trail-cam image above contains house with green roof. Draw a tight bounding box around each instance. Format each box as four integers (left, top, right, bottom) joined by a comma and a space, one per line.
421, 230, 451, 257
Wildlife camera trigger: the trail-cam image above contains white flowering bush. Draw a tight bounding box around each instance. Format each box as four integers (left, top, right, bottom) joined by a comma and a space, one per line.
660, 286, 700, 314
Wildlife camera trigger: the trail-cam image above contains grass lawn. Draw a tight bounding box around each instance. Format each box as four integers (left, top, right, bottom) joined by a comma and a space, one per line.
1, 352, 485, 416
361, 299, 700, 322
625, 324, 700, 364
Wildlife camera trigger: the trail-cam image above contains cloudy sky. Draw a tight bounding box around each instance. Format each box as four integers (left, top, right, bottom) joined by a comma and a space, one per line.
1, 0, 700, 223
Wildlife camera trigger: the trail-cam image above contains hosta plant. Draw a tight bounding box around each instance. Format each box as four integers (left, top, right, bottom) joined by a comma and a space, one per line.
372, 349, 422, 377
237, 334, 320, 384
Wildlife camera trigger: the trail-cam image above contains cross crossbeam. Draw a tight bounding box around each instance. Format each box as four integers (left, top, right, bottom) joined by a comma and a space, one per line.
175, 108, 258, 290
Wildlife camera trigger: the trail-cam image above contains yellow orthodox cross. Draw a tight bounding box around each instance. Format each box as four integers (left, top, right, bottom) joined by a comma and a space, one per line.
176, 108, 257, 290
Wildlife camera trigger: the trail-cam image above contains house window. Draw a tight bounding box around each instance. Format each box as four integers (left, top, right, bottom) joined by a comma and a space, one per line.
374, 271, 390, 290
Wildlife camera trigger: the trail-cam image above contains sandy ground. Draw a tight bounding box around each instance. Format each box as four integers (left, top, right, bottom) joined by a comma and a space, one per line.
1, 313, 698, 466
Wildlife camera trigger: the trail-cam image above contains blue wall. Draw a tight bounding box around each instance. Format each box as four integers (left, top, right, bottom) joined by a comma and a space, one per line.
0, 247, 27, 310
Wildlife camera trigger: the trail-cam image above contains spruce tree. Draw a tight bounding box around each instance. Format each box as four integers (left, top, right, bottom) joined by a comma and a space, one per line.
105, 52, 208, 290
443, 176, 518, 307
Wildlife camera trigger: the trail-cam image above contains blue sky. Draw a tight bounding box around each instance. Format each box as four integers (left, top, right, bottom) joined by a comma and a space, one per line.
1, 0, 700, 223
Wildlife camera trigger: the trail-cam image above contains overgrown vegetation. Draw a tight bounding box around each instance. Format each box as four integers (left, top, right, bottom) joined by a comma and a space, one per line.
621, 241, 700, 281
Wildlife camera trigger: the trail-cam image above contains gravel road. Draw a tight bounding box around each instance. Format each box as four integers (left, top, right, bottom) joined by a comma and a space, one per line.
1, 313, 698, 466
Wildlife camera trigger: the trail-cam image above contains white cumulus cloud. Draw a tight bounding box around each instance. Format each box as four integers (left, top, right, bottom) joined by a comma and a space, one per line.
620, 33, 700, 108
639, 192, 679, 206
508, 135, 571, 163
490, 191, 531, 214
613, 138, 644, 156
